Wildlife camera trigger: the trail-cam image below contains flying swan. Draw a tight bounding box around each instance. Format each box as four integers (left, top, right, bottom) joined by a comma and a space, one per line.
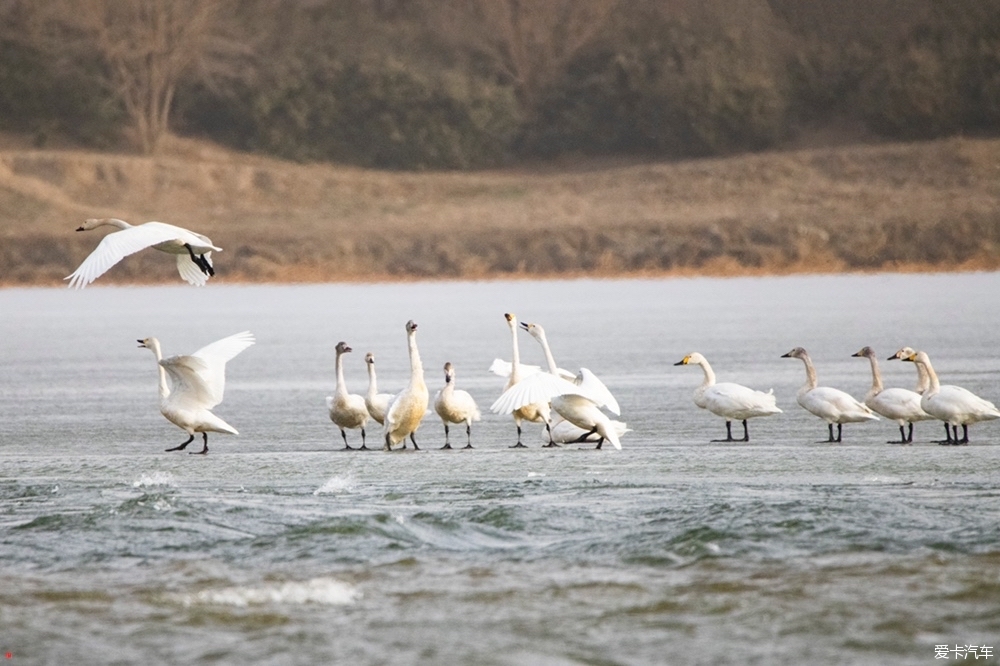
433, 362, 481, 449
902, 350, 1000, 444
326, 342, 370, 450
67, 218, 220, 288
851, 346, 932, 444
781, 347, 877, 442
138, 331, 255, 454
674, 352, 781, 442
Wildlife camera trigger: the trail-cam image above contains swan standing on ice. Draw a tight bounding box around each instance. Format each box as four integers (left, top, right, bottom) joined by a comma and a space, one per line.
434, 362, 481, 449
326, 342, 369, 450
851, 346, 932, 444
138, 331, 255, 454
902, 350, 1000, 444
490, 313, 553, 448
383, 320, 429, 451
493, 321, 624, 450
364, 353, 394, 426
781, 347, 878, 442
674, 352, 781, 442
67, 218, 220, 288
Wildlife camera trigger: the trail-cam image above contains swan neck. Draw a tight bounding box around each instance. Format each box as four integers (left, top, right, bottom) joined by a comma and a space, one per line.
697, 358, 716, 388
407, 331, 424, 385
914, 362, 930, 393
149, 340, 169, 400
918, 357, 941, 392
335, 351, 348, 395
366, 362, 378, 398
800, 354, 818, 390
509, 323, 521, 381
537, 331, 559, 375
107, 218, 132, 230
867, 355, 884, 392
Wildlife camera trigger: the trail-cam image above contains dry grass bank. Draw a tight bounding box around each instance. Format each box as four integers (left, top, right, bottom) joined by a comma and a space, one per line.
1, 134, 999, 287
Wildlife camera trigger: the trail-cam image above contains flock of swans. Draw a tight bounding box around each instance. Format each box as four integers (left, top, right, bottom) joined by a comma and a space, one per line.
66, 218, 1000, 453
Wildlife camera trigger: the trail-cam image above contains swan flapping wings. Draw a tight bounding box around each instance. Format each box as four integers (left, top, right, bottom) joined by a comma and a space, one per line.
160, 331, 255, 409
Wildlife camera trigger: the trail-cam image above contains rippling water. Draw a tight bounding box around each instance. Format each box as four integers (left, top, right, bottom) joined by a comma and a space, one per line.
2, 274, 999, 665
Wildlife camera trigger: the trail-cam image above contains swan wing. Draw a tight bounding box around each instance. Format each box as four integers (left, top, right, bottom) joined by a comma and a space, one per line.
488, 359, 542, 378
186, 331, 256, 406
66, 223, 204, 288
160, 355, 215, 410
491, 372, 577, 414
574, 368, 620, 415
175, 252, 209, 287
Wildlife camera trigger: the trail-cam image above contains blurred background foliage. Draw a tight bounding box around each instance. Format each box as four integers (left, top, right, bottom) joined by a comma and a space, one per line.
0, 0, 997, 169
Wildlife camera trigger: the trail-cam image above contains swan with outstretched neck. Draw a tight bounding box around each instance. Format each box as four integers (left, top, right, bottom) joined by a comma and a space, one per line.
851, 346, 931, 444
67, 218, 220, 288
138, 331, 254, 454
434, 362, 481, 449
364, 352, 394, 427
674, 352, 781, 442
903, 350, 1000, 444
781, 347, 877, 442
383, 320, 428, 451
492, 321, 623, 450
326, 342, 369, 450
490, 313, 552, 447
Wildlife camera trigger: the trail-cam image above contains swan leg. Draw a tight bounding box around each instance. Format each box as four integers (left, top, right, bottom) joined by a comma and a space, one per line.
542, 422, 560, 448
825, 423, 836, 443
166, 434, 194, 452
957, 424, 969, 445
741, 420, 750, 442
936, 422, 953, 445
358, 427, 368, 451
835, 423, 843, 443
594, 437, 605, 450
441, 424, 453, 450
906, 422, 914, 444
383, 432, 393, 451
410, 433, 420, 451
712, 420, 737, 442
339, 428, 354, 451
199, 255, 215, 276
570, 426, 598, 443
184, 244, 213, 276
463, 424, 473, 449
510, 424, 527, 449
189, 433, 209, 455
889, 424, 908, 445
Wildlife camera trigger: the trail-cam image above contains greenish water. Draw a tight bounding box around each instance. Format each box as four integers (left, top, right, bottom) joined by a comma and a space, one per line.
1, 274, 999, 664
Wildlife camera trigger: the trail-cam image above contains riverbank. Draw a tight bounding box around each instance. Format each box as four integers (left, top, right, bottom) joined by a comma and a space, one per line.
2, 134, 999, 287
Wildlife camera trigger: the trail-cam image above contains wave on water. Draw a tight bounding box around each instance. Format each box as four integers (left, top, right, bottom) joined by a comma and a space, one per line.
175, 577, 361, 608
314, 476, 354, 495
132, 471, 178, 488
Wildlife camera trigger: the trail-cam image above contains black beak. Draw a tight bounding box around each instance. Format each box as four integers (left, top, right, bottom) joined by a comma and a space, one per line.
886, 355, 897, 361
76, 226, 85, 232
519, 322, 530, 331
672, 360, 685, 366
780, 352, 791, 358
850, 352, 861, 357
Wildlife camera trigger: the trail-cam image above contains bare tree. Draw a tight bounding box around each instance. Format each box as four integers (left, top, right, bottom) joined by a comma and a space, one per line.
431, 0, 619, 119
64, 0, 222, 154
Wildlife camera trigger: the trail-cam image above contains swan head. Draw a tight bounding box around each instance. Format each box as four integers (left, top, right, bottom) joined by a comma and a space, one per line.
406, 320, 418, 335
851, 346, 875, 359
887, 346, 916, 361
443, 361, 455, 383
781, 347, 808, 360
336, 341, 352, 355
902, 350, 928, 365
520, 321, 545, 339
365, 352, 375, 365
504, 312, 516, 327
674, 352, 706, 367
137, 337, 159, 351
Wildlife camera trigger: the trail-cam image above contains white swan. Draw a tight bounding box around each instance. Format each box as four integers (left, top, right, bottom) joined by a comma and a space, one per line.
674, 352, 781, 441
138, 331, 254, 454
67, 218, 221, 288
433, 362, 481, 449
781, 347, 878, 442
326, 342, 369, 450
491, 313, 553, 448
383, 320, 429, 451
492, 321, 623, 450
364, 352, 394, 426
887, 346, 931, 394
851, 346, 932, 444
902, 350, 1000, 444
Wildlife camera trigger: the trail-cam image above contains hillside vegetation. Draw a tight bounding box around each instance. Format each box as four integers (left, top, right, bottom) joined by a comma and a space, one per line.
2, 135, 999, 286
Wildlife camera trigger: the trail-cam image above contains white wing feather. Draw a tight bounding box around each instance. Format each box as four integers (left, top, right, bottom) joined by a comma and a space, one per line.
574, 367, 620, 415
173, 331, 256, 407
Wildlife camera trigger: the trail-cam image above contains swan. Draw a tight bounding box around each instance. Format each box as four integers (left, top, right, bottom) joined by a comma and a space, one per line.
491, 313, 553, 448
674, 352, 781, 441
902, 350, 1000, 444
138, 331, 254, 454
433, 362, 481, 449
887, 347, 931, 394
851, 346, 932, 444
781, 347, 878, 442
326, 342, 369, 450
67, 218, 221, 288
364, 352, 394, 426
492, 321, 623, 450
383, 320, 429, 451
